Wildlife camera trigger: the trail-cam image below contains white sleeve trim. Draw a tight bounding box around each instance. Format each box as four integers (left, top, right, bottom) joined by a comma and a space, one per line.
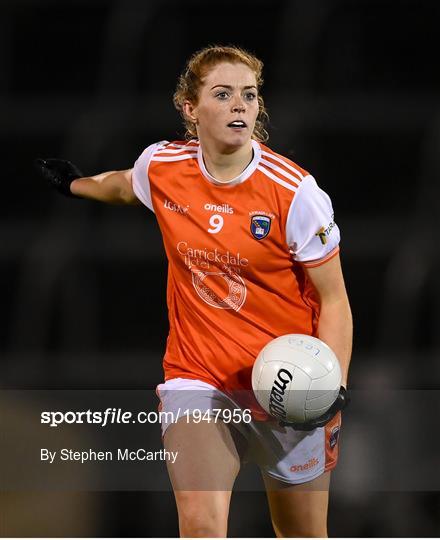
286, 175, 340, 263
131, 141, 168, 211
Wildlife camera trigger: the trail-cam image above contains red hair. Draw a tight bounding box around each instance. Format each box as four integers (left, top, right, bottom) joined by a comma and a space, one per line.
173, 45, 269, 142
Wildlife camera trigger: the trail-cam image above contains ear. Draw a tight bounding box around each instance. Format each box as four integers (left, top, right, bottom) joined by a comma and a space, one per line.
183, 100, 198, 124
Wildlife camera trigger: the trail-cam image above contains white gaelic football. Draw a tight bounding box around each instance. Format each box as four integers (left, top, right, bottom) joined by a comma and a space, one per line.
252, 334, 342, 423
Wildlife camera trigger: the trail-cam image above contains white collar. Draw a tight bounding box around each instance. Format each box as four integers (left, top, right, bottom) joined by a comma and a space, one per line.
197, 139, 261, 186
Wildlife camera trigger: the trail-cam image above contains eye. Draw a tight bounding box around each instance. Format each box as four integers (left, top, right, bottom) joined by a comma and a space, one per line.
245, 92, 257, 101
215, 91, 229, 100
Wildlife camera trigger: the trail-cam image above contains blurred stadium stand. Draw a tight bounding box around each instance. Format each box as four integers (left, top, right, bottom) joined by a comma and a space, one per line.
1, 0, 439, 536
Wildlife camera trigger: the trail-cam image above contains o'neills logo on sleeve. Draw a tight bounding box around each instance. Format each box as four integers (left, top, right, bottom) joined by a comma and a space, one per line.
269, 368, 293, 419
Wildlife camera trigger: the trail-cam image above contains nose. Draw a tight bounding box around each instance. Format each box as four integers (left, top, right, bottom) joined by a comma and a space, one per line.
232, 104, 245, 113
231, 96, 246, 113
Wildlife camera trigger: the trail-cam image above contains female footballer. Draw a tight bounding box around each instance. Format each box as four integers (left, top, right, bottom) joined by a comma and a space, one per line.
36, 45, 353, 537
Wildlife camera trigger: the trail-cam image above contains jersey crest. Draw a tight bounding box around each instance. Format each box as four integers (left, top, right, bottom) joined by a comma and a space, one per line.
250, 215, 272, 240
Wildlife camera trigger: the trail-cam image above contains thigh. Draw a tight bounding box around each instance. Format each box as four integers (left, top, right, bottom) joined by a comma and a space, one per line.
263, 471, 331, 538
164, 417, 241, 537
164, 416, 241, 491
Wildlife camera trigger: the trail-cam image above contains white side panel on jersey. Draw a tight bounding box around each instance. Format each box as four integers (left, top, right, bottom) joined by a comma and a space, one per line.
286, 175, 340, 263
131, 141, 168, 212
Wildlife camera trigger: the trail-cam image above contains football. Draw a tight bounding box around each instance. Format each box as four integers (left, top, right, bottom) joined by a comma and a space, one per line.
252, 334, 342, 423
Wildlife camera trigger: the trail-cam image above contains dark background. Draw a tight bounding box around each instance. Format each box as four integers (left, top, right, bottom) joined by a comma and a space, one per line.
1, 0, 440, 537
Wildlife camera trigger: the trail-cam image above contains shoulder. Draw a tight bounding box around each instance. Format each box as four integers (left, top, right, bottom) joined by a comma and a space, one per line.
149, 139, 199, 163
134, 139, 199, 164
259, 144, 310, 179
257, 143, 310, 193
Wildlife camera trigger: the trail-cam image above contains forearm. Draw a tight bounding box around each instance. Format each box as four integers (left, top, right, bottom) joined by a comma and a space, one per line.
70, 170, 138, 204
317, 297, 353, 388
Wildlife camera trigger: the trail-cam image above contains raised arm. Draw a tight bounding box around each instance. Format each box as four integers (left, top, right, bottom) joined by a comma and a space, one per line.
71, 169, 138, 204
35, 158, 139, 205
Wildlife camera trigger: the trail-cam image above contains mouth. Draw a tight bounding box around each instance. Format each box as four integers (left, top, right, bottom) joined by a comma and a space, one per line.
227, 120, 247, 130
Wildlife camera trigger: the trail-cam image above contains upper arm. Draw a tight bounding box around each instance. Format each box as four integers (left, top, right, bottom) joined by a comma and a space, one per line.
286, 176, 340, 265
92, 168, 140, 205
131, 141, 168, 212
70, 168, 139, 204
118, 168, 140, 205
304, 254, 348, 304
285, 174, 344, 299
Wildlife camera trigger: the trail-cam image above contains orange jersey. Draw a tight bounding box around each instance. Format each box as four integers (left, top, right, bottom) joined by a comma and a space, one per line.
132, 139, 340, 402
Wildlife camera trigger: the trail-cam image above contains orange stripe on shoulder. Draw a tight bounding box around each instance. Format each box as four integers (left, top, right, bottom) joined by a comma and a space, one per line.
153, 140, 198, 157
259, 157, 301, 188
260, 145, 309, 179
257, 164, 298, 193
153, 143, 198, 160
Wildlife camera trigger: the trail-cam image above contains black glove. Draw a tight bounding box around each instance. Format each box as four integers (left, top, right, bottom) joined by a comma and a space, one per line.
34, 158, 83, 198
280, 386, 350, 431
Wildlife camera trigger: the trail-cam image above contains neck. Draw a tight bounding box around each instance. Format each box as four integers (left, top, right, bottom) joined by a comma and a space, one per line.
201, 140, 254, 183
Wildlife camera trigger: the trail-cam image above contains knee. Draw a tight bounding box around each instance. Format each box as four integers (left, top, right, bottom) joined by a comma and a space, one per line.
176, 494, 228, 538
179, 509, 227, 538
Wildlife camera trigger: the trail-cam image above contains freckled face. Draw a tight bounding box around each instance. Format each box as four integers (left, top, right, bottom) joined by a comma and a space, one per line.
186, 62, 259, 151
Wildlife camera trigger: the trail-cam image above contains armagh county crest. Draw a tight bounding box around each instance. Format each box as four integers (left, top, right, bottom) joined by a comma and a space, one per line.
250, 215, 271, 240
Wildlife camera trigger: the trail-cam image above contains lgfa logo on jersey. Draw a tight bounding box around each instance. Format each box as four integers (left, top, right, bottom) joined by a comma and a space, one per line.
250, 215, 271, 240
164, 199, 189, 216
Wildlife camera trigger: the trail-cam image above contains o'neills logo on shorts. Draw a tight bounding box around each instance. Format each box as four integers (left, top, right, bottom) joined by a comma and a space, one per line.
268, 368, 293, 420
290, 457, 319, 473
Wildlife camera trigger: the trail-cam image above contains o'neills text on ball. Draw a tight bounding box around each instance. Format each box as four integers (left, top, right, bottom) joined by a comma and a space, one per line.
268, 368, 293, 419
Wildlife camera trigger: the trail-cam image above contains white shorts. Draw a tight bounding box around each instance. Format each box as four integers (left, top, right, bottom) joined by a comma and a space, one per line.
156, 378, 341, 485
